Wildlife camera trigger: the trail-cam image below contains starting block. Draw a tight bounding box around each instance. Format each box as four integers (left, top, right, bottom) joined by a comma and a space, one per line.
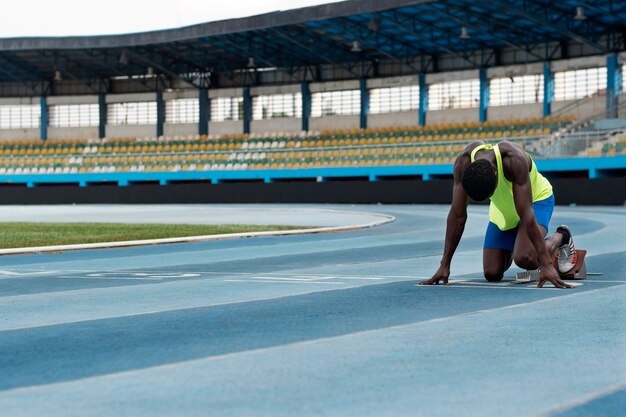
514, 269, 540, 283
557, 249, 587, 280
514, 249, 587, 283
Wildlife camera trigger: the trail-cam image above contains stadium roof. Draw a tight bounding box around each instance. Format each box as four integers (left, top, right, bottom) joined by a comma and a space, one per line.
0, 0, 624, 91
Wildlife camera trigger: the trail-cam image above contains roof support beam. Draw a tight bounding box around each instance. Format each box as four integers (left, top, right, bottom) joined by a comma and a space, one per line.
487, 0, 607, 53
267, 27, 359, 76
386, 11, 482, 68
0, 65, 37, 94
426, 3, 545, 62
45, 51, 101, 93
122, 48, 192, 88
0, 54, 42, 82
219, 34, 299, 84
315, 18, 427, 73
88, 49, 156, 91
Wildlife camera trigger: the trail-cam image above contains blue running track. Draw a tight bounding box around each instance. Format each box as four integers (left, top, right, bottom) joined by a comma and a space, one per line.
0, 204, 624, 417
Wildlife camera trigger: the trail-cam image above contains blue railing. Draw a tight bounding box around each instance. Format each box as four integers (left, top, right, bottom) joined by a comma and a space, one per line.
0, 156, 624, 188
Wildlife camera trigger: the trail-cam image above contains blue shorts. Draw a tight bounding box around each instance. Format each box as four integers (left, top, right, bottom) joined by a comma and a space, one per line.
483, 194, 555, 251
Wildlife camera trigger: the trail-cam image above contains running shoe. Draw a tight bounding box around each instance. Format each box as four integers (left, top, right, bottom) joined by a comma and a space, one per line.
556, 225, 577, 274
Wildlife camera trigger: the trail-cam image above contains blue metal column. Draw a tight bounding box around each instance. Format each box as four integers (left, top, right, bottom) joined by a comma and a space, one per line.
98, 94, 106, 139
479, 68, 489, 122
243, 87, 252, 134
40, 96, 47, 141
199, 88, 208, 136
419, 73, 428, 126
543, 62, 554, 117
360, 78, 369, 129
606, 54, 622, 119
156, 91, 165, 137
301, 82, 311, 132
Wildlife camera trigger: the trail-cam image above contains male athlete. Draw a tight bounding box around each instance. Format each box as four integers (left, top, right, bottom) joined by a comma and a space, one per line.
420, 140, 577, 289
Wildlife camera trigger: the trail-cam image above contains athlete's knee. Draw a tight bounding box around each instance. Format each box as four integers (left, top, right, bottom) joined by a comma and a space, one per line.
483, 268, 504, 282
514, 253, 539, 270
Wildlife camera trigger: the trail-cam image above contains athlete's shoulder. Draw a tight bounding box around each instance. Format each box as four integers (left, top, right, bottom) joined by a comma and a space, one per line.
459, 141, 485, 157
499, 141, 530, 181
497, 140, 525, 157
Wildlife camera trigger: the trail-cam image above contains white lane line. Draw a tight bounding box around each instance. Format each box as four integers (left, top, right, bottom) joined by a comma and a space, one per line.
434, 284, 575, 291
0, 282, 361, 331
223, 279, 345, 285
531, 382, 626, 417
425, 280, 586, 290
58, 276, 162, 281
0, 270, 59, 278
276, 275, 383, 281
281, 273, 429, 279
250, 276, 333, 281
3, 283, 624, 396
333, 276, 384, 280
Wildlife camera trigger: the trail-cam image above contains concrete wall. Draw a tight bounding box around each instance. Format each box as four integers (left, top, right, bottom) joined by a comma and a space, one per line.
105, 125, 156, 139
48, 95, 99, 105
368, 75, 419, 89
106, 92, 155, 104
251, 84, 300, 95
209, 121, 244, 136
251, 118, 302, 135
309, 115, 360, 131
552, 96, 605, 120
48, 127, 99, 140
310, 80, 360, 93
368, 111, 418, 129
488, 103, 543, 121
164, 123, 198, 138
426, 108, 478, 125
0, 129, 39, 141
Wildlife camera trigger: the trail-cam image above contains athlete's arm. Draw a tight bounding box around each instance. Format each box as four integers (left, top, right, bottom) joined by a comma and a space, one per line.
420, 145, 474, 285
503, 145, 573, 289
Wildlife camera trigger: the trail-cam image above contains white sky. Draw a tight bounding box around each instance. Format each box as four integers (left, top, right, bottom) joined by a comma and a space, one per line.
0, 0, 343, 38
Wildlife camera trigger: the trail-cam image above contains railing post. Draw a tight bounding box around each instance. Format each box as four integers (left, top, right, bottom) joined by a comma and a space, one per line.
199, 88, 209, 136
301, 81, 311, 132
360, 78, 369, 129
98, 94, 106, 139
479, 68, 489, 122
156, 91, 164, 137
419, 73, 428, 126
243, 86, 252, 134
543, 62, 554, 117
40, 96, 47, 141
606, 54, 622, 119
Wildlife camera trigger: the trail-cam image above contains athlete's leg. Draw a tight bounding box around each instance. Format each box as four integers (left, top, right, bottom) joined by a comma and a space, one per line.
483, 248, 513, 282
483, 221, 516, 282
512, 195, 562, 269
513, 223, 565, 268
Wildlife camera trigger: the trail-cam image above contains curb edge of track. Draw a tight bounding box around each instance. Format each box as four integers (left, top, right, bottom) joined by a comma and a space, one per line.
0, 211, 395, 256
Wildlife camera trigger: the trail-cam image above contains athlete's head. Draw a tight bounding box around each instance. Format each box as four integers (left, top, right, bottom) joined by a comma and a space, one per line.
462, 159, 496, 202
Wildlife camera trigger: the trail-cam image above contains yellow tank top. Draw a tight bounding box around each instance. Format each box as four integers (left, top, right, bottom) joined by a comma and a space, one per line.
470, 143, 552, 231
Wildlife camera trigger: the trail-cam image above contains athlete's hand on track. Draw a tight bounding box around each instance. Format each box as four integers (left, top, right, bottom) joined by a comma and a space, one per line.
537, 264, 574, 289
420, 265, 450, 285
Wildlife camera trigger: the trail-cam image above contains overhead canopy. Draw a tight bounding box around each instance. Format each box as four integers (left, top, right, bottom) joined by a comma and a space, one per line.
0, 0, 623, 89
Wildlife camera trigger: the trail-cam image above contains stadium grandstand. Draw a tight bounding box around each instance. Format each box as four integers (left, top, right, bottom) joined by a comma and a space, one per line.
0, 0, 624, 204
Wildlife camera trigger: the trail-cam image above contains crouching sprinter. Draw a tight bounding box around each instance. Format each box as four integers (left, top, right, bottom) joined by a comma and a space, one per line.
420, 141, 577, 289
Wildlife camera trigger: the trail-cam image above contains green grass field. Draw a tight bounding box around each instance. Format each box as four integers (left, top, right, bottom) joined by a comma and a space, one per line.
0, 222, 307, 249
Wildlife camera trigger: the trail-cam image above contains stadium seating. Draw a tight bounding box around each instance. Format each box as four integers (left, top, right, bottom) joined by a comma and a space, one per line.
601, 133, 626, 156
583, 131, 626, 157
0, 116, 574, 174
